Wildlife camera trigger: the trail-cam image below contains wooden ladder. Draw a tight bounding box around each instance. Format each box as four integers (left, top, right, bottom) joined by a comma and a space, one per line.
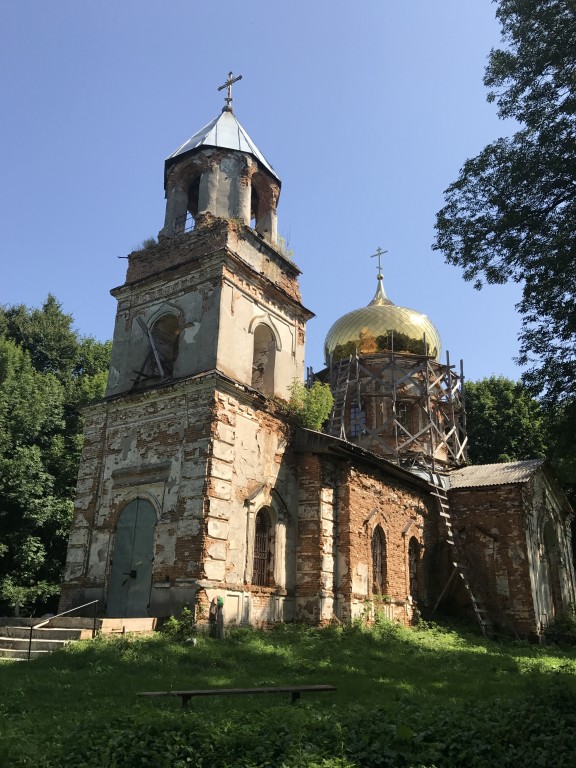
430, 479, 492, 636
326, 356, 354, 439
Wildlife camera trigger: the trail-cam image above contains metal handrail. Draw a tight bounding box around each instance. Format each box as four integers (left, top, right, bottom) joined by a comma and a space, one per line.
27, 599, 99, 661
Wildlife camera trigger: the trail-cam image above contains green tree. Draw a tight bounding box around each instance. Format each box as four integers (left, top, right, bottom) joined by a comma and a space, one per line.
433, 0, 576, 406
0, 298, 110, 614
465, 376, 548, 464
288, 380, 334, 431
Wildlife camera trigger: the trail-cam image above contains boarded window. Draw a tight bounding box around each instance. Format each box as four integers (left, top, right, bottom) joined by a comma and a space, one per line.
253, 509, 272, 587
372, 525, 387, 595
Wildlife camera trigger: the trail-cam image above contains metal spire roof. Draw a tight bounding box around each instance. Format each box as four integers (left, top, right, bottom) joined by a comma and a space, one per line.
166, 109, 280, 182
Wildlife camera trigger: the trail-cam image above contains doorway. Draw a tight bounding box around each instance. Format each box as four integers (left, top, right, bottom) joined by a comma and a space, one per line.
107, 498, 156, 617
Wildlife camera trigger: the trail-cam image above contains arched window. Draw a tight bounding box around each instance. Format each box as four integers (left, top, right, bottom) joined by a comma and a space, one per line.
408, 536, 421, 600
251, 324, 276, 396
252, 509, 272, 587
372, 525, 387, 595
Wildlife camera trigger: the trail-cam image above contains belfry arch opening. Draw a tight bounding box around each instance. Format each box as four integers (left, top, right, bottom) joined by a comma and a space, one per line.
151, 314, 181, 376
251, 324, 276, 395
250, 186, 259, 228
186, 177, 200, 220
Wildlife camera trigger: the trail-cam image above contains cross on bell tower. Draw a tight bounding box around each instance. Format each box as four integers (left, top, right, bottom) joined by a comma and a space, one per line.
218, 71, 243, 112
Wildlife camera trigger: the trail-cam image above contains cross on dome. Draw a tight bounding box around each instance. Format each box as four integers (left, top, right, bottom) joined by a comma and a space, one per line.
218, 71, 243, 112
370, 247, 389, 279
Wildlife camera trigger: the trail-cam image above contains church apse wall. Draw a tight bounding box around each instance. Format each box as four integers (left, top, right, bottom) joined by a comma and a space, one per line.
448, 465, 576, 635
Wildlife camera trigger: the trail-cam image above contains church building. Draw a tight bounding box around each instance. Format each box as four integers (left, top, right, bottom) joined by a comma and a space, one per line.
59, 77, 576, 637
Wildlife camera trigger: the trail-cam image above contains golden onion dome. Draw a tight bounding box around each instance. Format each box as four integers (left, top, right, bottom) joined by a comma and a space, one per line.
324, 275, 442, 364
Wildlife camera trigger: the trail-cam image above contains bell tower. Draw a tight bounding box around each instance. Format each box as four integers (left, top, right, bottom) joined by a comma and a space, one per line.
160, 72, 280, 244
60, 77, 313, 622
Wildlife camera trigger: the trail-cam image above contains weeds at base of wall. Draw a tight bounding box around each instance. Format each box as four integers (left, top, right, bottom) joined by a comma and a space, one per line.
545, 605, 576, 645
160, 605, 202, 640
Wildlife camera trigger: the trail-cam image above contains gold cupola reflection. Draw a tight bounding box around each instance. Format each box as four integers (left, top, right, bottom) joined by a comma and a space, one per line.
324, 273, 441, 364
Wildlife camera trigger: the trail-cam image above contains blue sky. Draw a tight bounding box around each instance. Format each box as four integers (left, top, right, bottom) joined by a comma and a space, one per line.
0, 1, 522, 381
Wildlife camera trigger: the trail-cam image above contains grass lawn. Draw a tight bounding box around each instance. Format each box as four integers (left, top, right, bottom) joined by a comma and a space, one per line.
1, 618, 576, 767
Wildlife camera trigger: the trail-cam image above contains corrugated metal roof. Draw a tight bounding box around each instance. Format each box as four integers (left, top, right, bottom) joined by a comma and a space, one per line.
166, 109, 279, 181
449, 459, 545, 489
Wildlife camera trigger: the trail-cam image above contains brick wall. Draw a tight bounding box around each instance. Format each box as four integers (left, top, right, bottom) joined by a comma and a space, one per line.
448, 484, 536, 633
295, 448, 438, 626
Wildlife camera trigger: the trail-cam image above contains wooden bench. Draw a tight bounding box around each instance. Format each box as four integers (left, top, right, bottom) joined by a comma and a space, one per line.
137, 684, 336, 709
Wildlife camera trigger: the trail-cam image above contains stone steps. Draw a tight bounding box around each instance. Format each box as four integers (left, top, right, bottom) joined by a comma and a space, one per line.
0, 616, 158, 660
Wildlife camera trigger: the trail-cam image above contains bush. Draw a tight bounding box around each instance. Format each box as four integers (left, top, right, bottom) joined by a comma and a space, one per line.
160, 606, 197, 640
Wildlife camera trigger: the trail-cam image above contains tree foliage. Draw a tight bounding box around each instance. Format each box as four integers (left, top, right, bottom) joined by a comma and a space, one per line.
0, 296, 110, 614
288, 380, 334, 431
464, 376, 548, 464
434, 0, 576, 405
465, 375, 576, 504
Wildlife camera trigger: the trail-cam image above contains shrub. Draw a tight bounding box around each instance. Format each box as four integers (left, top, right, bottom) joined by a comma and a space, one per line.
288, 380, 334, 431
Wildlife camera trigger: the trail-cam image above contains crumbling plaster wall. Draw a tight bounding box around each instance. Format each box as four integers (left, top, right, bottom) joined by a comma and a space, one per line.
217, 266, 306, 400
202, 386, 299, 625
107, 221, 308, 401
522, 472, 576, 630
161, 149, 280, 244
106, 259, 223, 397
60, 376, 216, 616
61, 374, 301, 622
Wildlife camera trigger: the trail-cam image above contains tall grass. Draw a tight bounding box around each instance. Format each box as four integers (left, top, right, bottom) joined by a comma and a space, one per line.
1, 618, 576, 766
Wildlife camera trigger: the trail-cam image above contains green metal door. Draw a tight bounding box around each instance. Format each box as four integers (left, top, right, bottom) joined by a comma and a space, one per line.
107, 498, 156, 617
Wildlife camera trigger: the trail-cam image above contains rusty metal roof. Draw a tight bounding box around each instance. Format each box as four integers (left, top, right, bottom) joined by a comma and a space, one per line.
166, 109, 279, 181
449, 459, 545, 489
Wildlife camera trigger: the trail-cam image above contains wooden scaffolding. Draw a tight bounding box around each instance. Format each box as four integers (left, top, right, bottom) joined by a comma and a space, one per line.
325, 347, 467, 473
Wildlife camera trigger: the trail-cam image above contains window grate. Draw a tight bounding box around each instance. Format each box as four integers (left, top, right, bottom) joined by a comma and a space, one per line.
253, 511, 270, 587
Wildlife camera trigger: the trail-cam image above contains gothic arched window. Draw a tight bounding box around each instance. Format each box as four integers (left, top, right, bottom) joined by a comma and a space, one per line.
408, 536, 421, 600
252, 509, 272, 587
372, 525, 387, 595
